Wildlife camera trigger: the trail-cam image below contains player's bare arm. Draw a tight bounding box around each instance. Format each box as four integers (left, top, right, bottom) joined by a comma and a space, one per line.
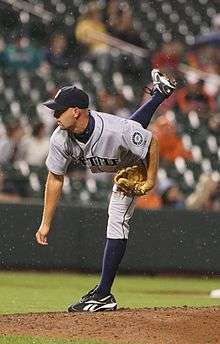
127, 134, 159, 196
36, 172, 64, 245
143, 135, 159, 192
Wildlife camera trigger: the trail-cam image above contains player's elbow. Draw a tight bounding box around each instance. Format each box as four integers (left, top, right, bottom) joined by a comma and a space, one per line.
145, 135, 159, 189
150, 135, 159, 152
146, 178, 156, 192
48, 171, 64, 183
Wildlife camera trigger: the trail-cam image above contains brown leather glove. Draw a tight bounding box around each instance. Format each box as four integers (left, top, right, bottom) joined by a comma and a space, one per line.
114, 165, 152, 196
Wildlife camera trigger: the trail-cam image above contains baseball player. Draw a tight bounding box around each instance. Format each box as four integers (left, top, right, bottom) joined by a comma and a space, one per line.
36, 69, 176, 312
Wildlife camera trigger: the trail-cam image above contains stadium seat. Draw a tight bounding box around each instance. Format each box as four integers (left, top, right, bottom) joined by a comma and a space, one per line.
0, 0, 218, 205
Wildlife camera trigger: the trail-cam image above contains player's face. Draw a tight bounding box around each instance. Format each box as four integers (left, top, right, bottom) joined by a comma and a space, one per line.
55, 108, 78, 130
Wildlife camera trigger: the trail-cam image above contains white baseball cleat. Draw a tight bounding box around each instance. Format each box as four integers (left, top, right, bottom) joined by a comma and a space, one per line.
151, 69, 177, 98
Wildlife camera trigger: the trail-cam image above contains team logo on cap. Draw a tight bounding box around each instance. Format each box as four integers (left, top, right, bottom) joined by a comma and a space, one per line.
132, 132, 144, 145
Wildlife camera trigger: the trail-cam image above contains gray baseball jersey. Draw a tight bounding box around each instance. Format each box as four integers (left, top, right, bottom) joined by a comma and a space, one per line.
46, 110, 152, 176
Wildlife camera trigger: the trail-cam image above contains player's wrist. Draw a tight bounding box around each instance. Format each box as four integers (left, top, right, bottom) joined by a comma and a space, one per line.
145, 179, 154, 187
40, 222, 50, 231
140, 180, 155, 193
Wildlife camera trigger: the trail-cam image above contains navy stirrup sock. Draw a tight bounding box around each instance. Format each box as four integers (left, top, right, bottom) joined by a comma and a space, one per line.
130, 90, 166, 128
96, 238, 127, 297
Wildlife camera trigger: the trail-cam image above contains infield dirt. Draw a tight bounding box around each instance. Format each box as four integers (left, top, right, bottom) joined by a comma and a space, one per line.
0, 307, 220, 344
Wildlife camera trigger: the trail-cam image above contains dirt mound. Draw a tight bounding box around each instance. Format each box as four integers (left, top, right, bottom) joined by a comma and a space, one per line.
0, 307, 220, 344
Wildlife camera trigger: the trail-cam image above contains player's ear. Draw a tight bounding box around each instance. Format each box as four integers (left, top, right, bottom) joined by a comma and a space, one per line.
72, 107, 80, 119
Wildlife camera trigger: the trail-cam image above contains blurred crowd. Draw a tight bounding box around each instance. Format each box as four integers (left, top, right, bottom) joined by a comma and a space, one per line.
0, 0, 219, 210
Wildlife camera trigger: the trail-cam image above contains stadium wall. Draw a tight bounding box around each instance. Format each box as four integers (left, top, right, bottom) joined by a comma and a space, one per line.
0, 203, 219, 274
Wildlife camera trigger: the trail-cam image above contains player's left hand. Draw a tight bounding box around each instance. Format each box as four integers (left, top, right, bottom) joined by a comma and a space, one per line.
134, 180, 154, 195
114, 165, 154, 197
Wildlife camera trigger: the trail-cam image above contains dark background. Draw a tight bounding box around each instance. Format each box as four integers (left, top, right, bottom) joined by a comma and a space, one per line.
1, 203, 219, 274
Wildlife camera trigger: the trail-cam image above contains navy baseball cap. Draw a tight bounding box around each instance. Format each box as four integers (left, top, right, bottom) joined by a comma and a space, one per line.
43, 86, 89, 111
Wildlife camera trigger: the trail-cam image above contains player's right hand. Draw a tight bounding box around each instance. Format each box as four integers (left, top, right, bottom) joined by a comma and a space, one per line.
35, 225, 50, 246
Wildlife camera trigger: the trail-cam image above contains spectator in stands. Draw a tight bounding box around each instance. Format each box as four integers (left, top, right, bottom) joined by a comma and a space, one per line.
75, 2, 112, 79
159, 178, 185, 209
203, 63, 220, 100
186, 173, 219, 210
97, 89, 130, 117
136, 178, 185, 210
217, 93, 220, 113
23, 122, 49, 167
37, 99, 55, 135
106, 0, 143, 47
152, 114, 192, 162
136, 190, 162, 209
176, 79, 216, 116
114, 92, 130, 118
194, 13, 220, 49
187, 12, 220, 74
44, 32, 70, 70
207, 182, 220, 211
0, 120, 25, 165
183, 14, 220, 107
151, 40, 185, 75
0, 36, 7, 68
5, 34, 43, 70
0, 168, 21, 202
208, 113, 220, 135
187, 45, 219, 73
97, 89, 114, 113
106, 0, 147, 78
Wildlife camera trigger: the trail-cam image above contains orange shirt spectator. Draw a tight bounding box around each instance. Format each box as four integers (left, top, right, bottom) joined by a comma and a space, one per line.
152, 115, 192, 162
152, 41, 184, 74
176, 81, 216, 115
75, 4, 108, 54
136, 190, 162, 209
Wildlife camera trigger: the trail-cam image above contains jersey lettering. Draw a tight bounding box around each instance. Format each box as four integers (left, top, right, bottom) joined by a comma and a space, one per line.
73, 156, 119, 168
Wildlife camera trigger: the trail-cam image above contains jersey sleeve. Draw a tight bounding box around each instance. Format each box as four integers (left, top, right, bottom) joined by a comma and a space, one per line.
46, 135, 70, 176
121, 120, 152, 160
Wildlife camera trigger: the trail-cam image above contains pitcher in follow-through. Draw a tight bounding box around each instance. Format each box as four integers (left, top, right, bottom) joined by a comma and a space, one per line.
35, 69, 176, 312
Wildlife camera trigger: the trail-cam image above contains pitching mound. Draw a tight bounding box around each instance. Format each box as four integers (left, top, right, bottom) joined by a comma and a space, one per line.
0, 307, 220, 344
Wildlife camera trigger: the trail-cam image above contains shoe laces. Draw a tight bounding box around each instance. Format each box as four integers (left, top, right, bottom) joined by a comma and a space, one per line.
144, 86, 155, 96
81, 285, 98, 301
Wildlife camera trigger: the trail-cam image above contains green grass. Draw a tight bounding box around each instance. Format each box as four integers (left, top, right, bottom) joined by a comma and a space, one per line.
0, 336, 101, 344
0, 271, 220, 314
0, 272, 220, 344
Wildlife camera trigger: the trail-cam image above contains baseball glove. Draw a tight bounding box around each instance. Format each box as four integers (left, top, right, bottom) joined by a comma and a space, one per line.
114, 165, 150, 196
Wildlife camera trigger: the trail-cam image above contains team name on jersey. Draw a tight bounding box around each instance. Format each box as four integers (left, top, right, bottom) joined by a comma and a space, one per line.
75, 156, 119, 167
